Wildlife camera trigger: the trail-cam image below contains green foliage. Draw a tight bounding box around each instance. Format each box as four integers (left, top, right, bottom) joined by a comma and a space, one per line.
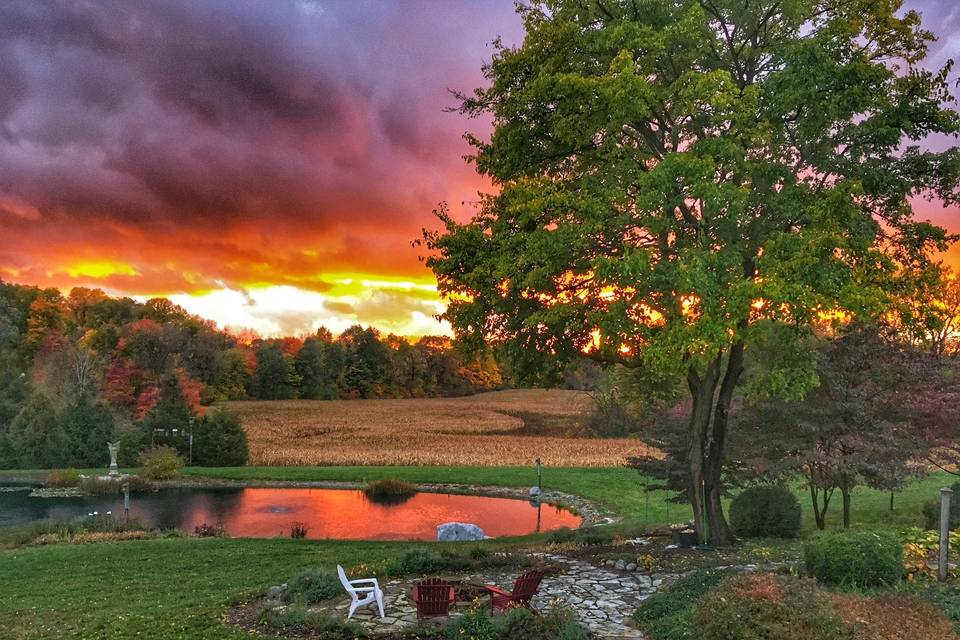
138, 446, 184, 480
288, 569, 341, 603
6, 393, 66, 468
192, 410, 248, 466
921, 481, 960, 530
363, 478, 417, 504
584, 390, 642, 437
45, 468, 81, 487
804, 530, 903, 587
696, 573, 850, 640
634, 569, 734, 640
730, 486, 801, 539
138, 374, 195, 454
256, 606, 368, 638
389, 547, 527, 576
546, 525, 614, 546
58, 396, 115, 468
445, 606, 586, 640
250, 343, 299, 400
425, 0, 960, 545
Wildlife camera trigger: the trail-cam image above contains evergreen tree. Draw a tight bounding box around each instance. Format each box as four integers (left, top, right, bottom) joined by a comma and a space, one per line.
193, 410, 249, 466
250, 342, 298, 399
59, 395, 115, 468
6, 393, 66, 468
294, 337, 326, 399
139, 374, 195, 454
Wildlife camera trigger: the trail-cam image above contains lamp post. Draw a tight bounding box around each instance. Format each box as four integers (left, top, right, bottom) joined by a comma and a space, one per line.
188, 416, 195, 466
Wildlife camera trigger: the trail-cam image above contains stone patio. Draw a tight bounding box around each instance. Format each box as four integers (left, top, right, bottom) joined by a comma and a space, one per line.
318, 553, 675, 638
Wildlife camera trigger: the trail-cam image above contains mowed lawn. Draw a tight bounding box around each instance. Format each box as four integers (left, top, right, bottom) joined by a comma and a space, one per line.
0, 537, 404, 640
224, 389, 658, 466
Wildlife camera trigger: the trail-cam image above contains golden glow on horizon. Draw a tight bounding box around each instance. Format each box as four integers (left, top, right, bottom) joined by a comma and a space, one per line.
62, 261, 139, 279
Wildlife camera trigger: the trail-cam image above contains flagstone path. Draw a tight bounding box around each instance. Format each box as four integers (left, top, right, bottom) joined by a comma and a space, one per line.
323, 553, 675, 638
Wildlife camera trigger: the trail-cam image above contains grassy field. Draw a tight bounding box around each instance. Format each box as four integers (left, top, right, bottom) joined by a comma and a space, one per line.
0, 537, 404, 640
224, 389, 657, 466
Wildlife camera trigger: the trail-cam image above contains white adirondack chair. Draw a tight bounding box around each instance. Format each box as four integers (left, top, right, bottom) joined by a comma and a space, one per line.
337, 564, 385, 620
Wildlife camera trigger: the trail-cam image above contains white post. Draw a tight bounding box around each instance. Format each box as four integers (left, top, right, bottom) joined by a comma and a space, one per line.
939, 487, 952, 582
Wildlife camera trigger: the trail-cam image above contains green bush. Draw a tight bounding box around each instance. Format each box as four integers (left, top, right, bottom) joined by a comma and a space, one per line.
697, 573, 850, 640
257, 607, 367, 638
289, 569, 341, 603
634, 569, 734, 640
922, 482, 960, 530
804, 529, 902, 587
547, 526, 614, 546
444, 607, 587, 640
363, 478, 417, 504
192, 410, 249, 466
729, 485, 801, 539
390, 547, 527, 575
547, 526, 576, 544
45, 468, 81, 488
138, 446, 184, 480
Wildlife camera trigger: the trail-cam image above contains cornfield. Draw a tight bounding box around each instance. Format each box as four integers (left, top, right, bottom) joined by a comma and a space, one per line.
224, 389, 657, 467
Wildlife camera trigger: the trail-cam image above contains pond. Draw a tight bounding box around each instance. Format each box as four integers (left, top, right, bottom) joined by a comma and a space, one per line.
0, 486, 582, 540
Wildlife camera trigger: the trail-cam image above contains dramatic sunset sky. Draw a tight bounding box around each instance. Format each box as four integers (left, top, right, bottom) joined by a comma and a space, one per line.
0, 1, 958, 337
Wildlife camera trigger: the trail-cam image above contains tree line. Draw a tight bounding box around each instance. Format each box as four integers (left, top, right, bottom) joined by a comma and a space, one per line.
0, 280, 503, 469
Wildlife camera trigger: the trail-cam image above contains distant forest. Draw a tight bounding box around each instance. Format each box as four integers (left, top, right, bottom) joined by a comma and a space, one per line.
0, 280, 510, 469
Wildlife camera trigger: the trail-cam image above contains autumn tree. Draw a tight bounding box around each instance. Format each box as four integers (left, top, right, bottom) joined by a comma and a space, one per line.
425, 0, 960, 543
732, 325, 928, 529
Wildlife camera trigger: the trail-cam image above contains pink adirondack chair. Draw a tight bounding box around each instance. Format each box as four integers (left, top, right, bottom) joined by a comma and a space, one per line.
485, 570, 544, 612
411, 578, 457, 619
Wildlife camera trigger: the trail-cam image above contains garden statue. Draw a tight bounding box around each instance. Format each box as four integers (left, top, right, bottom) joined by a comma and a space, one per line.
108, 441, 120, 477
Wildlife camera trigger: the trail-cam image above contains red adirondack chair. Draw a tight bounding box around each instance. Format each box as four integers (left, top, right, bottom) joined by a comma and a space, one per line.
485, 570, 544, 612
411, 578, 457, 619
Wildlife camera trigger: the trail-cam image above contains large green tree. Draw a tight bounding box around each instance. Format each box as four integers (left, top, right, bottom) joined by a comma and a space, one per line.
425, 0, 959, 544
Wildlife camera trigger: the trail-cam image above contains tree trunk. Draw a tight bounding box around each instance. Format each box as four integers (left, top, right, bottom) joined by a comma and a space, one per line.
840, 476, 852, 529
809, 478, 833, 530
685, 342, 742, 548
704, 341, 744, 546
686, 363, 716, 543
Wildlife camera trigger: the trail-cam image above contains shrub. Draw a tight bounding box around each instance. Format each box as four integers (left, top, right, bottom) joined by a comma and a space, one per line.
697, 573, 850, 640
289, 569, 341, 603
584, 391, 642, 437
138, 446, 184, 480
363, 478, 417, 505
193, 522, 227, 537
921, 481, 960, 530
45, 468, 81, 488
547, 526, 576, 544
390, 547, 528, 575
634, 569, 734, 640
804, 530, 902, 587
830, 592, 956, 640
257, 607, 367, 639
729, 485, 801, 539
192, 410, 249, 466
443, 606, 588, 640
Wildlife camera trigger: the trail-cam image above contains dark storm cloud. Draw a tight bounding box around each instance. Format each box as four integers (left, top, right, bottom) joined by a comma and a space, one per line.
0, 0, 957, 294
0, 0, 521, 291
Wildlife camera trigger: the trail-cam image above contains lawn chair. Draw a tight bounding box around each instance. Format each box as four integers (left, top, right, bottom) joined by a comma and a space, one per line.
485, 569, 544, 612
337, 564, 385, 620
411, 577, 457, 619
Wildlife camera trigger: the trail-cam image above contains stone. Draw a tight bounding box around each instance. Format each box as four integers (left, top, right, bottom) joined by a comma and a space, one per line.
266, 583, 289, 600
614, 559, 626, 571
437, 522, 485, 541
625, 563, 637, 571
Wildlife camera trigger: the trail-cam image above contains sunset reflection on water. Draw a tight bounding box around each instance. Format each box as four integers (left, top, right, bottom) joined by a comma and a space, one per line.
0, 487, 583, 540
180, 488, 582, 540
